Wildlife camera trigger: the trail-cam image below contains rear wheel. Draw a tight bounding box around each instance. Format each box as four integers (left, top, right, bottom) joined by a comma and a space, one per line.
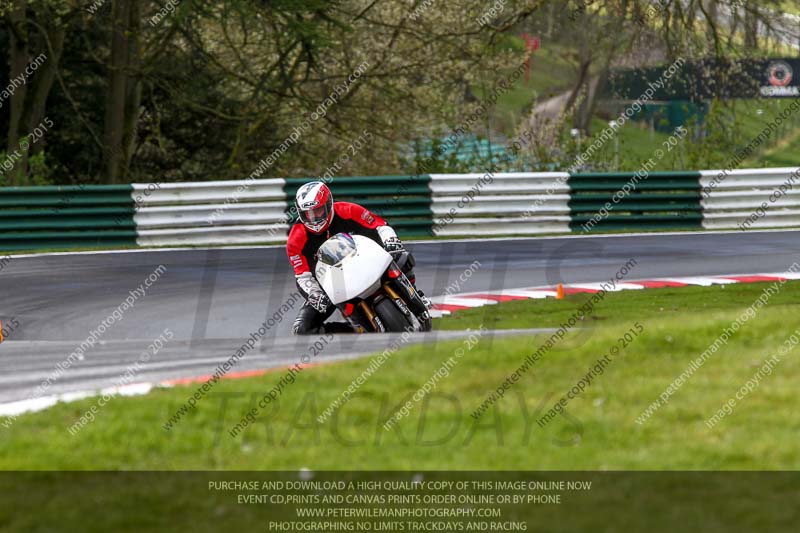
374, 297, 413, 332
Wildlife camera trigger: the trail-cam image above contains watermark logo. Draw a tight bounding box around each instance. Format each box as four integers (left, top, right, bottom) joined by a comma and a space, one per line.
768, 61, 793, 87
761, 60, 799, 96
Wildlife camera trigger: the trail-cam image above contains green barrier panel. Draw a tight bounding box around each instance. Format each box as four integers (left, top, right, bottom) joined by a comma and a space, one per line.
0, 185, 134, 207
0, 230, 138, 250
570, 213, 703, 232
283, 176, 433, 237
0, 194, 135, 207
569, 201, 702, 212
0, 219, 136, 231
568, 172, 702, 232
571, 192, 700, 201
0, 207, 136, 231
0, 206, 135, 216
571, 214, 704, 222
0, 184, 136, 250
0, 184, 133, 192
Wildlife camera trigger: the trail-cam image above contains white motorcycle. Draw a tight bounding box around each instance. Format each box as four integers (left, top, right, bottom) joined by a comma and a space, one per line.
314, 233, 432, 333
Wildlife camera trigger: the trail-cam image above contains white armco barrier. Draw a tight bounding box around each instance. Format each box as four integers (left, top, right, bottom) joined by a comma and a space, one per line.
137, 224, 289, 246
429, 172, 572, 236
132, 178, 289, 246
133, 179, 286, 205
701, 167, 800, 230
127, 167, 800, 247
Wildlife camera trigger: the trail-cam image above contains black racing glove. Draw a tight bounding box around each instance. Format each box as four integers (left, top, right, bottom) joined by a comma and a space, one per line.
383, 236, 405, 256
307, 290, 332, 313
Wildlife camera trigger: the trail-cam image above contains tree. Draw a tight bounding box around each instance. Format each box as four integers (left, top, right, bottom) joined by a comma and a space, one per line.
1, 0, 72, 185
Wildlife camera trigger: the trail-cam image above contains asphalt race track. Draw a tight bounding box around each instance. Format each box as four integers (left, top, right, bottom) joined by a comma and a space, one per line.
1, 229, 798, 405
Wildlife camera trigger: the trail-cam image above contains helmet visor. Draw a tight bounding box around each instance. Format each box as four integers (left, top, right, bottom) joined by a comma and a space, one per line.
299, 196, 333, 231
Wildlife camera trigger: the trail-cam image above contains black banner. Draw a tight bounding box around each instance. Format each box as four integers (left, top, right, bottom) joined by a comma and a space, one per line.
605, 57, 800, 100
1, 471, 798, 532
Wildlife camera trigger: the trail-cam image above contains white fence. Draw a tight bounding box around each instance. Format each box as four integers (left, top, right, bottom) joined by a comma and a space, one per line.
701, 168, 800, 230
133, 179, 290, 246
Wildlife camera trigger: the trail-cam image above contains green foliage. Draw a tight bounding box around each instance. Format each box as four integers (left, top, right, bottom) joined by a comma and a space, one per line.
682, 100, 742, 170
25, 150, 54, 185
574, 98, 800, 172
2, 0, 798, 184
404, 134, 512, 174
0, 149, 52, 187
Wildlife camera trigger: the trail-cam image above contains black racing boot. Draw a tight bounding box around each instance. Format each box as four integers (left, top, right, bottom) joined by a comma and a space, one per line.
321, 322, 357, 334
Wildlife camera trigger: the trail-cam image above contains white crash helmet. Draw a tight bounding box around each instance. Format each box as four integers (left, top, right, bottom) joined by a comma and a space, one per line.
295, 181, 334, 233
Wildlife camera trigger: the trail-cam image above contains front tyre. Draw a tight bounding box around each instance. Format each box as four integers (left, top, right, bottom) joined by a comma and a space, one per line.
374, 297, 413, 332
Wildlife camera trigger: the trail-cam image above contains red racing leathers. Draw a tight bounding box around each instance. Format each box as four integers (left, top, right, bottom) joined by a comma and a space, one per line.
286, 201, 398, 334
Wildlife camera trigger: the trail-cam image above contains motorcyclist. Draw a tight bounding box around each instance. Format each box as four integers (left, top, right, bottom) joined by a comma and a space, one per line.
286, 181, 427, 334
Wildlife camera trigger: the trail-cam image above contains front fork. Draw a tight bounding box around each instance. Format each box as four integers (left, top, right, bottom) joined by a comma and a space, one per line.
385, 267, 432, 331
346, 290, 405, 333
357, 300, 384, 332
340, 265, 431, 333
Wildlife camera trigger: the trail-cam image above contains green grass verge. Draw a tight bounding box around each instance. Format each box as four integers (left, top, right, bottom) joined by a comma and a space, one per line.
434, 279, 800, 330
594, 99, 800, 171
746, 127, 800, 168
2, 282, 799, 471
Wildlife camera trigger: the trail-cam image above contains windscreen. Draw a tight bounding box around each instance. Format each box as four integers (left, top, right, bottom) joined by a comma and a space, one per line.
316, 233, 357, 266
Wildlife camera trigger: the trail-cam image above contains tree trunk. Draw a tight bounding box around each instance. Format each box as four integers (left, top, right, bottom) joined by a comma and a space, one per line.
576, 72, 608, 134
23, 25, 66, 157
564, 10, 592, 121
565, 61, 591, 126
6, 0, 29, 185
120, 0, 142, 182
104, 0, 132, 183
744, 2, 759, 51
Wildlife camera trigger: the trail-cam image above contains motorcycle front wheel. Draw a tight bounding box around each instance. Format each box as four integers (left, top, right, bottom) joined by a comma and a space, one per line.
374, 297, 413, 332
